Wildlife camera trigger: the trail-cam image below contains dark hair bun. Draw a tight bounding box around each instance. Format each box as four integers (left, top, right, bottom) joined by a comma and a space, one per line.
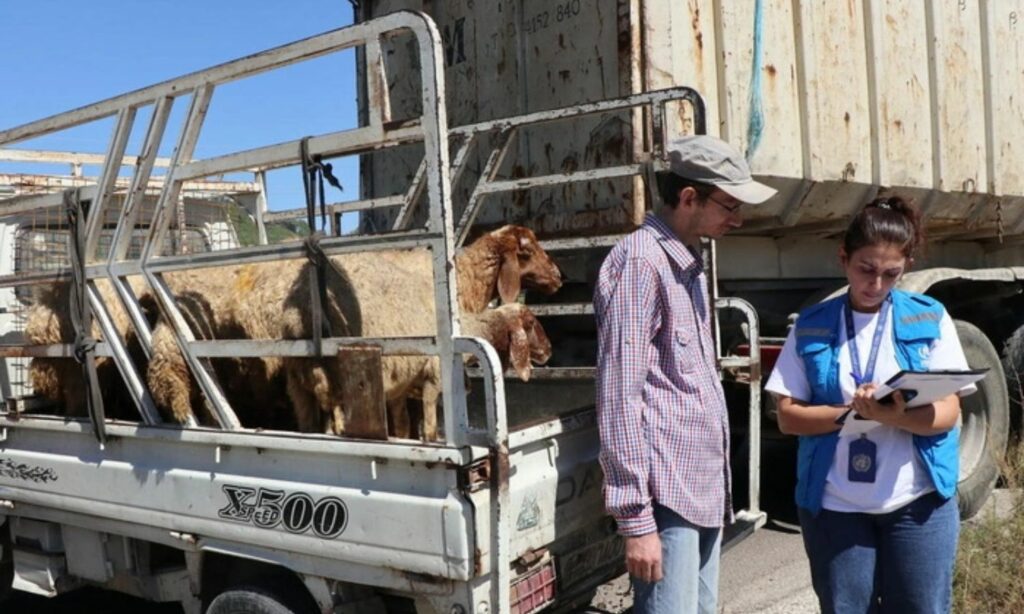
843, 195, 925, 259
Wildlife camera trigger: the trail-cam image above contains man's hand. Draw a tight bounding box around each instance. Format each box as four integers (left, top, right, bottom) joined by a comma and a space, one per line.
625, 532, 663, 583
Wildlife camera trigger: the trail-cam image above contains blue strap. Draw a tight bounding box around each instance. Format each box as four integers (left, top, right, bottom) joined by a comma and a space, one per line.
845, 295, 891, 385
745, 0, 765, 161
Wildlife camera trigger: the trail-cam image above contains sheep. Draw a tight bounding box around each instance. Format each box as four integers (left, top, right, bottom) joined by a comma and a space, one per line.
462, 302, 553, 381
238, 225, 562, 438
144, 264, 301, 429
143, 258, 354, 429
223, 248, 433, 437
146, 267, 278, 427
242, 251, 556, 440
145, 225, 562, 437
455, 224, 563, 313
384, 302, 553, 441
24, 277, 152, 420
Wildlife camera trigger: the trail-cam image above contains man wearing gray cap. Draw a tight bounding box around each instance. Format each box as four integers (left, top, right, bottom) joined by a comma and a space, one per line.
594, 135, 776, 613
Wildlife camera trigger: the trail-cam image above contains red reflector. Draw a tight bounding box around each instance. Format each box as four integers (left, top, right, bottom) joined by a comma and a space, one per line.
736, 343, 783, 374
511, 559, 557, 614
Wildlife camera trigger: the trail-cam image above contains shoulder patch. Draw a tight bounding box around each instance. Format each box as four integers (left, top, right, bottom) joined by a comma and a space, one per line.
795, 327, 834, 338
900, 311, 941, 325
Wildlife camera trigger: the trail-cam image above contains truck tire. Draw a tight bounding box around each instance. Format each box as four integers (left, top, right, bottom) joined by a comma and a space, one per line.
1001, 323, 1024, 434
205, 586, 314, 614
955, 320, 1010, 520
0, 520, 11, 603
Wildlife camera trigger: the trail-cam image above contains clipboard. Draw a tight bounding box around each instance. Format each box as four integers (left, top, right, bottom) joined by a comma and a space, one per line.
871, 368, 988, 408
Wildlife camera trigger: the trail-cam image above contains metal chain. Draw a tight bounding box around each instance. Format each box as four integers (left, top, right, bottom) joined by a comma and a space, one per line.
996, 197, 1005, 243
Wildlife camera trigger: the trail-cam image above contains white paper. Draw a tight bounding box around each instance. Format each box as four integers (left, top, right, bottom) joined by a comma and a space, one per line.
871, 369, 989, 408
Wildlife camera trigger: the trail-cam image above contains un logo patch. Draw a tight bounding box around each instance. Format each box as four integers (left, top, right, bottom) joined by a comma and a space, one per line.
852, 453, 873, 473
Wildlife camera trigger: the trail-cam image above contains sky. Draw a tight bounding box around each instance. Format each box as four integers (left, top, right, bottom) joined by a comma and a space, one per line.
0, 1, 364, 214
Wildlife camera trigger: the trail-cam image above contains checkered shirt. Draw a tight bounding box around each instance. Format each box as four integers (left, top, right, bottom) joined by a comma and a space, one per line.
594, 214, 732, 534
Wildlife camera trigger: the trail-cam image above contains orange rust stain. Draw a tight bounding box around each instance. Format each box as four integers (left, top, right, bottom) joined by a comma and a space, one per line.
765, 64, 777, 77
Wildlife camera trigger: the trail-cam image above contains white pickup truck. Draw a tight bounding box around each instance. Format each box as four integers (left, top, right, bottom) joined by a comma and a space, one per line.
0, 12, 692, 614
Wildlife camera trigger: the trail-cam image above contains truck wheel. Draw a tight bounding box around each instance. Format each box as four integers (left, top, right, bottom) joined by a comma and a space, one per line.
1001, 323, 1024, 434
0, 520, 11, 602
205, 586, 314, 614
955, 320, 1010, 520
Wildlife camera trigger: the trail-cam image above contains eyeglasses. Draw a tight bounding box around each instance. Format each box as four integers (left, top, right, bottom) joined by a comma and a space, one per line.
705, 193, 744, 214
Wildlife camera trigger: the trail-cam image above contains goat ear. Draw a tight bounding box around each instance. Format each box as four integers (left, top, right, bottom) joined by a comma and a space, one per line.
509, 325, 531, 381
528, 316, 552, 365
497, 249, 521, 304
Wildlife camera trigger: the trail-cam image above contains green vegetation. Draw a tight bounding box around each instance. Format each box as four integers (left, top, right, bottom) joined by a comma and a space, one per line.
225, 201, 309, 246
953, 444, 1024, 613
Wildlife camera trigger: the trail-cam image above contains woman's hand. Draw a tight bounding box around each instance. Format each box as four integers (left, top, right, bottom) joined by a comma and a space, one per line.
850, 385, 961, 436
849, 384, 909, 427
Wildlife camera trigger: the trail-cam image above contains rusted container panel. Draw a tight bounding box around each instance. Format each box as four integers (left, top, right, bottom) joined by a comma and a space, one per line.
359, 0, 641, 236
932, 1, 987, 195
870, 0, 933, 188
716, 0, 803, 178
358, 0, 1024, 248
640, 0, 721, 135
988, 0, 1024, 198
738, 0, 877, 238
514, 0, 639, 234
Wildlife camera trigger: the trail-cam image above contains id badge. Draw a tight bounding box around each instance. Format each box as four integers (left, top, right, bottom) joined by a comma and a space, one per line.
848, 435, 877, 483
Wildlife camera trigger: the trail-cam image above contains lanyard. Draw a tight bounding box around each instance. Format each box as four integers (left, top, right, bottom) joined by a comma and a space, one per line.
845, 295, 891, 386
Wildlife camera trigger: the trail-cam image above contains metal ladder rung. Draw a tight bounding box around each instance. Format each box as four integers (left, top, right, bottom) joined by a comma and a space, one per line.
466, 366, 596, 380
525, 303, 593, 316
720, 356, 755, 369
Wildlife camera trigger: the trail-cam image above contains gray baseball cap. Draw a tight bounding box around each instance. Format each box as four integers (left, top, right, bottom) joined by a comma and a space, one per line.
666, 135, 777, 204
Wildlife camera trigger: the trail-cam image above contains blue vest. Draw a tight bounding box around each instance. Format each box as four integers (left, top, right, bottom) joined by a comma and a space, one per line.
793, 289, 960, 515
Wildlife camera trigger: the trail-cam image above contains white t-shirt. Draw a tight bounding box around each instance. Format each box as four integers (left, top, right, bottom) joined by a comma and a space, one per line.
765, 305, 975, 514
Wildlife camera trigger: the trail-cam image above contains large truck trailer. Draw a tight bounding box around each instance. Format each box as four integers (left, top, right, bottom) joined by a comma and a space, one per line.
355, 0, 1024, 520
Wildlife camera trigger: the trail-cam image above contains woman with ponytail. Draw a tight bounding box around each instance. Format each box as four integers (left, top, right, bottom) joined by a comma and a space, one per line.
765, 196, 974, 613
